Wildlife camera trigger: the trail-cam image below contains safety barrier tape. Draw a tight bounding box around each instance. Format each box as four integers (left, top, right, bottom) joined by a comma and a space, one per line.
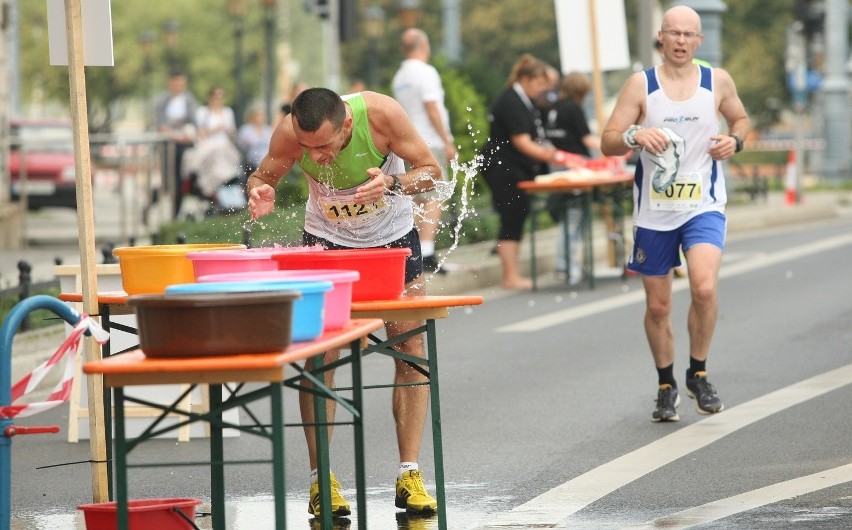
0, 316, 109, 419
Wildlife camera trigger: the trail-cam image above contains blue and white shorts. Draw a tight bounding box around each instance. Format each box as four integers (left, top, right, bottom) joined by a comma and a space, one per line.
628, 211, 726, 276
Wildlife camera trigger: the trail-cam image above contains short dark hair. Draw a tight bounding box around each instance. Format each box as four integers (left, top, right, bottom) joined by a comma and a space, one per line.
292, 88, 346, 133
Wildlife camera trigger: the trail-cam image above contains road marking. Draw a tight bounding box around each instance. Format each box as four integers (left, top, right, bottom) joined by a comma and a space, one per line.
497, 232, 852, 333
629, 463, 852, 529
474, 363, 852, 528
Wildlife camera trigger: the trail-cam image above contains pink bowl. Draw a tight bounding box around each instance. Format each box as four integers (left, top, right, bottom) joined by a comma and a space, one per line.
197, 269, 359, 330
187, 246, 323, 280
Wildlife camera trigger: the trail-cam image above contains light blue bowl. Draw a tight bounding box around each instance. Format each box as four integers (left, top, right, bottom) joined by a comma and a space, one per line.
165, 279, 333, 342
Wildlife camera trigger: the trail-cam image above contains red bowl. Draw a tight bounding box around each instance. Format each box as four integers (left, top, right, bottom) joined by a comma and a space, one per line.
273, 248, 411, 301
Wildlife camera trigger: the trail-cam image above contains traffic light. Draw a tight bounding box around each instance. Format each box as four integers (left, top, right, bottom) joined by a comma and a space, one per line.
339, 0, 357, 42
303, 0, 357, 42
795, 0, 825, 39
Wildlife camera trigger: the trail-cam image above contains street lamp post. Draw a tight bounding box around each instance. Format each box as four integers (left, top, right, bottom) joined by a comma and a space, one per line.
161, 19, 181, 73
364, 5, 386, 89
229, 0, 249, 126
398, 0, 422, 29
262, 0, 278, 125
138, 30, 155, 130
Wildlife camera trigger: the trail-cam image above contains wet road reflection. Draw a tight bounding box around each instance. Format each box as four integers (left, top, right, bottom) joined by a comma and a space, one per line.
11, 482, 508, 529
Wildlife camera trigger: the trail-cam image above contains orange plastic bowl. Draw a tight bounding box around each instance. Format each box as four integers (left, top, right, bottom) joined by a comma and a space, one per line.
113, 243, 245, 294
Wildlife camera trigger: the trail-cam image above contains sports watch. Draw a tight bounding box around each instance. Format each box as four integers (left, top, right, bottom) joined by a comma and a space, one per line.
387, 174, 403, 194
730, 134, 744, 153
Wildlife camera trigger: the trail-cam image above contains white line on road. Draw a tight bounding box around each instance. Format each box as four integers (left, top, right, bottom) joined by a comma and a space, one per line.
474, 363, 852, 529
629, 463, 852, 529
497, 232, 852, 333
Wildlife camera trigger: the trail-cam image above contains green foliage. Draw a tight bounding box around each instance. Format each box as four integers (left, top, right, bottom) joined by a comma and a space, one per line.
0, 286, 62, 331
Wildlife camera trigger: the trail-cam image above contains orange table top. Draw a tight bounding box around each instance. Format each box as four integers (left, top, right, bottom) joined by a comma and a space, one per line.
351, 295, 483, 321
60, 292, 484, 320
518, 171, 633, 193
83, 318, 384, 387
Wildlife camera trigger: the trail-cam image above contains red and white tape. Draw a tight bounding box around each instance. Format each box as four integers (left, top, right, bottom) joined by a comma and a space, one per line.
0, 316, 109, 419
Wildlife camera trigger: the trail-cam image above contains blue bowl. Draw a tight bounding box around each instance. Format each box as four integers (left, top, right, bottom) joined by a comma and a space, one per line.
166, 279, 333, 342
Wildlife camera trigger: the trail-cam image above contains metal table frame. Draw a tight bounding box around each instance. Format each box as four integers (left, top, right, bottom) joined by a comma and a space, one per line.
519, 172, 633, 291
350, 295, 484, 530
82, 319, 384, 530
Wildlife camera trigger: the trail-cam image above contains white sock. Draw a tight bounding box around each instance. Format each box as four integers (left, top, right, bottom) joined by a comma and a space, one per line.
421, 241, 435, 257
399, 462, 419, 477
309, 468, 318, 485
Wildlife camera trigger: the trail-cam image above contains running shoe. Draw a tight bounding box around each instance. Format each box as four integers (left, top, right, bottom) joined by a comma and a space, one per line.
651, 384, 681, 422
395, 469, 438, 514
686, 370, 725, 414
308, 472, 351, 517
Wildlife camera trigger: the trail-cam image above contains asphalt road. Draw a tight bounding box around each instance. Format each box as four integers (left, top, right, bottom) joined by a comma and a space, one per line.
7, 215, 852, 529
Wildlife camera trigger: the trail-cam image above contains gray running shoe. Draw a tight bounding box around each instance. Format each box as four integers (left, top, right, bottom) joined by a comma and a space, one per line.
685, 371, 725, 414
652, 384, 680, 422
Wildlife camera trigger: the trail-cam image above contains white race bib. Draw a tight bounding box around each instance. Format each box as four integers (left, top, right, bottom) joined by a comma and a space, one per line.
649, 171, 702, 211
319, 196, 388, 229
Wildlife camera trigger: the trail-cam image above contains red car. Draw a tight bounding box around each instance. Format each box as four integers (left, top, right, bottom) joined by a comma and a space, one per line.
9, 119, 81, 209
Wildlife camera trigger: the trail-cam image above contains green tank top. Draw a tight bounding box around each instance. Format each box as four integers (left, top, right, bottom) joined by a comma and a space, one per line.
299, 93, 387, 190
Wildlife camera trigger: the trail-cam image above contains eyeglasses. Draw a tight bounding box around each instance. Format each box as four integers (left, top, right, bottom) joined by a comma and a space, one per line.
661, 29, 702, 39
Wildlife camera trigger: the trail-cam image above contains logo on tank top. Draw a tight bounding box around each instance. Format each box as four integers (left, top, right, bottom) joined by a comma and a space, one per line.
663, 115, 700, 124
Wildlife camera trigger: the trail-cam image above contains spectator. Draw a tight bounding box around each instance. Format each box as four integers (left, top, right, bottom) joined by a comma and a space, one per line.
153, 70, 198, 217
237, 106, 274, 176
392, 28, 456, 274
481, 54, 560, 290
187, 86, 241, 205
545, 71, 601, 284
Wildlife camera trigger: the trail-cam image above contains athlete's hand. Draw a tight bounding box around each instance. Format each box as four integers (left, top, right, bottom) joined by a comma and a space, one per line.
248, 183, 276, 219
354, 167, 389, 205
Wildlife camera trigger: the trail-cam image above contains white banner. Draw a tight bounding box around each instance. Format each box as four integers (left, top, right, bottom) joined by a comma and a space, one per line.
554, 0, 630, 74
47, 0, 114, 66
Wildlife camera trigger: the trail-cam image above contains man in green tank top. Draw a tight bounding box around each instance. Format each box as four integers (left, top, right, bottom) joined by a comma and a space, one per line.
247, 88, 443, 517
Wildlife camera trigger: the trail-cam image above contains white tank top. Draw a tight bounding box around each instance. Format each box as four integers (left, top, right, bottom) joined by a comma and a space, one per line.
304, 152, 412, 247
634, 65, 726, 231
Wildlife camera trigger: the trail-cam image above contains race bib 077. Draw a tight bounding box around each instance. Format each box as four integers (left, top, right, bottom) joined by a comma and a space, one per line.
649, 172, 702, 211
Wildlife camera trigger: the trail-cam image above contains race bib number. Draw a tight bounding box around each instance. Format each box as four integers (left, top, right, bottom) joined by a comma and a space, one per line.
649, 172, 702, 211
321, 197, 387, 228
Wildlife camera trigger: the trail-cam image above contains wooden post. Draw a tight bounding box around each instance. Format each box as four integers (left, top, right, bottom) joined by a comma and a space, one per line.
63, 0, 109, 502
587, 0, 606, 130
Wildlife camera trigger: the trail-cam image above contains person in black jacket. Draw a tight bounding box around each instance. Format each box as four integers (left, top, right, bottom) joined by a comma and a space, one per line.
544, 72, 601, 283
481, 54, 561, 290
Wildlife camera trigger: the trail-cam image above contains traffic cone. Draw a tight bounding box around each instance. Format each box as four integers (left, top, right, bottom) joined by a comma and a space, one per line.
785, 150, 797, 205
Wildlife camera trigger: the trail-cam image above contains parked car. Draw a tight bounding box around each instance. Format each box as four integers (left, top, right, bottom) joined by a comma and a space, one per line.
9, 119, 80, 209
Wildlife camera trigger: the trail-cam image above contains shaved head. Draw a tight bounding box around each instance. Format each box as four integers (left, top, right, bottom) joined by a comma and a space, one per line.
662, 5, 702, 33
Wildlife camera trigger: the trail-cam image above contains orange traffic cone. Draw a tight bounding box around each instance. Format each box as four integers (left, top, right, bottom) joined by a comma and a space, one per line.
785, 150, 797, 205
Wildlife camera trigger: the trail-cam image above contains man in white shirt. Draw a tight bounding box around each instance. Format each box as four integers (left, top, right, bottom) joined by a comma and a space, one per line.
392, 28, 456, 274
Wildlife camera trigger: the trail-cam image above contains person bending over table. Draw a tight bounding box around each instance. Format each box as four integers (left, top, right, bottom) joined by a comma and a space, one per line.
246, 87, 442, 517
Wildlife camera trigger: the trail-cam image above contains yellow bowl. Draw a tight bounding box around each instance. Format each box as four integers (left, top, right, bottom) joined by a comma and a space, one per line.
113, 244, 246, 294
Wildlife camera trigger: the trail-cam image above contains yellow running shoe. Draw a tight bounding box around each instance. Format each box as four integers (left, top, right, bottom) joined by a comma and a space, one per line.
308, 472, 351, 517
395, 469, 438, 513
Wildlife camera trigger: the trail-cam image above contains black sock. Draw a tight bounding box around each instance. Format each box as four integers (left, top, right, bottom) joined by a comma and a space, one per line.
687, 357, 706, 379
657, 363, 676, 387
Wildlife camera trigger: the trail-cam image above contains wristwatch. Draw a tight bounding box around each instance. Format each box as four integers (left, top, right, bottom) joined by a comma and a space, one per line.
387, 174, 403, 194
730, 134, 744, 153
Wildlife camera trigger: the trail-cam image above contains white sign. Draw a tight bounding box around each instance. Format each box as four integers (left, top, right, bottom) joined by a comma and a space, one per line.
47, 0, 114, 67
554, 0, 630, 74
